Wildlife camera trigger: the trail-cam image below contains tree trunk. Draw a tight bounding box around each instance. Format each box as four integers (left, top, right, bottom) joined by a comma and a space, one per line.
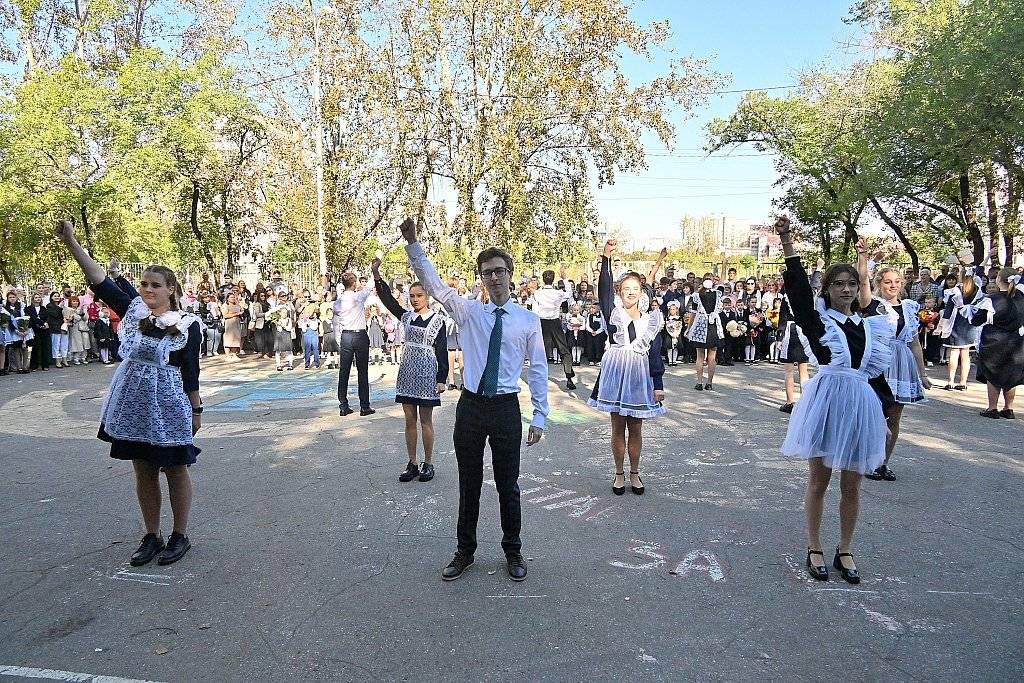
189, 181, 217, 273
79, 203, 94, 255
868, 196, 920, 272
134, 0, 146, 47
1004, 173, 1020, 264
817, 226, 832, 264
983, 166, 1001, 266
221, 189, 234, 276
959, 171, 985, 263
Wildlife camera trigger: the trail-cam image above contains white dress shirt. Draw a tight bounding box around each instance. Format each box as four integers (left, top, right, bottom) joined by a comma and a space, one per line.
532, 285, 574, 320
332, 276, 375, 331
406, 242, 549, 428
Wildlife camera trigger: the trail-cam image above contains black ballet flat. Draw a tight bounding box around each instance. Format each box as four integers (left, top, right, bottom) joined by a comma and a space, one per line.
694, 383, 704, 391
629, 471, 644, 495
806, 548, 828, 581
880, 465, 896, 481
612, 471, 625, 496
704, 383, 713, 391
1000, 409, 1015, 419
953, 384, 967, 391
833, 548, 860, 584
864, 467, 885, 480
942, 384, 953, 390
779, 402, 794, 414
980, 408, 1001, 419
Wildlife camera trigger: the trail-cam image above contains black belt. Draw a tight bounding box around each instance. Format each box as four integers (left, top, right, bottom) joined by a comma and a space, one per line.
460, 388, 518, 403
341, 329, 367, 333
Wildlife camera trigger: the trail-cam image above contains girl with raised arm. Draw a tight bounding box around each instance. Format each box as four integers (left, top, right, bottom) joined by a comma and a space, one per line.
776, 217, 893, 584
587, 239, 666, 496
56, 220, 203, 567
371, 258, 449, 483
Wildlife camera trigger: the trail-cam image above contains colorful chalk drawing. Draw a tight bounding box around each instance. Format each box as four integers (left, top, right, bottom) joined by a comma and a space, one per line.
205, 370, 396, 411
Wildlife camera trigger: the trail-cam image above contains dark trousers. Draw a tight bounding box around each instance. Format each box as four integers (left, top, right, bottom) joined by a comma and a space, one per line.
338, 330, 370, 410
453, 390, 523, 556
30, 332, 51, 369
540, 318, 574, 378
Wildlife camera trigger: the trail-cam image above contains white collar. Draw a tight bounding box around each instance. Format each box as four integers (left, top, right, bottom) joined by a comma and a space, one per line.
412, 310, 434, 322
825, 308, 862, 325
485, 300, 515, 315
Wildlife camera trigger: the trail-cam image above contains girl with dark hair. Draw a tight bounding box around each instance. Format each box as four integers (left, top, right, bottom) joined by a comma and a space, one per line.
684, 275, 723, 390
974, 268, 1024, 418
371, 259, 449, 482
56, 220, 203, 567
588, 239, 666, 496
776, 217, 894, 584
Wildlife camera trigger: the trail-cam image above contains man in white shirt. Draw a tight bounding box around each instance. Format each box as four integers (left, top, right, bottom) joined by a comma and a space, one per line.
402, 217, 547, 583
532, 267, 576, 389
333, 270, 375, 416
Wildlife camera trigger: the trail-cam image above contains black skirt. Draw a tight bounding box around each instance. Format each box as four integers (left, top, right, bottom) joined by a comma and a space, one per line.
99, 424, 200, 468
396, 394, 441, 407
977, 327, 1024, 389
784, 333, 809, 363
692, 324, 720, 349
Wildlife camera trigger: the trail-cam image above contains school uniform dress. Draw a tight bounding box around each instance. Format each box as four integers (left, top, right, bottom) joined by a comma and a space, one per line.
588, 255, 666, 419
2, 302, 33, 347
367, 315, 386, 350
867, 298, 925, 404
583, 312, 607, 363
941, 287, 984, 349
375, 281, 449, 407
684, 291, 723, 349
272, 307, 295, 353
778, 294, 811, 363
92, 277, 202, 468
780, 257, 894, 474
972, 287, 1024, 389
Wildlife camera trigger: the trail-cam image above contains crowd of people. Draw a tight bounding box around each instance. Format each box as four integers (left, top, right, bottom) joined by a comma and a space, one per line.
8, 217, 1022, 584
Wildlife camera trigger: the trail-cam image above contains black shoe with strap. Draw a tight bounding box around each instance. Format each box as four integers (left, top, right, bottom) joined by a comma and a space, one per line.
506, 553, 528, 582
566, 377, 576, 390
418, 462, 435, 482
880, 465, 896, 481
833, 548, 860, 584
806, 548, 828, 581
130, 533, 165, 567
399, 461, 419, 482
694, 383, 704, 391
157, 532, 191, 566
629, 471, 644, 495
865, 466, 885, 481
779, 402, 794, 414
612, 471, 625, 496
441, 552, 474, 581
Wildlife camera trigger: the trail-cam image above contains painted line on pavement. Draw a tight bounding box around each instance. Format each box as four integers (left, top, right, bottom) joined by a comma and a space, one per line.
0, 665, 163, 683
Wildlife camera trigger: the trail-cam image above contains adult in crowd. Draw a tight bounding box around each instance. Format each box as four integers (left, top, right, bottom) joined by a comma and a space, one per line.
57, 219, 203, 567
402, 217, 547, 583
28, 292, 51, 370
222, 292, 244, 358
975, 268, 1024, 419
334, 269, 376, 416
533, 266, 577, 390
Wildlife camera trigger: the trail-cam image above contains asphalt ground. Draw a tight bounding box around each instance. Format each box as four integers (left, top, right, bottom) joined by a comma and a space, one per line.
0, 355, 1021, 682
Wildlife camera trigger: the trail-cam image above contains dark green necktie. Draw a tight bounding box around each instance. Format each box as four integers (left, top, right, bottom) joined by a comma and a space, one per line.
481, 308, 506, 396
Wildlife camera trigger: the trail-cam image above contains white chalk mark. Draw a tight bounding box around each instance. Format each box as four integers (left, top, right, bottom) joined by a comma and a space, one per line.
856, 603, 905, 634
110, 575, 170, 587
815, 588, 880, 594
115, 571, 174, 580
543, 495, 604, 518
610, 541, 667, 571
670, 549, 725, 582
528, 488, 576, 504
636, 649, 658, 664
486, 595, 548, 599
0, 665, 163, 683
925, 590, 994, 596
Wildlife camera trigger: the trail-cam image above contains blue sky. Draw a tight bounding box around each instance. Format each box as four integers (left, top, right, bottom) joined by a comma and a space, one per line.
597, 0, 866, 245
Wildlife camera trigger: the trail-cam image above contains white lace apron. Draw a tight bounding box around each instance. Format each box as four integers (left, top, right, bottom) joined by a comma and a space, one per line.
395, 312, 446, 400
684, 291, 722, 343
100, 299, 198, 446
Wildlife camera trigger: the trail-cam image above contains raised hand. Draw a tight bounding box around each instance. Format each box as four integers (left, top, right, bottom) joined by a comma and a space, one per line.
399, 217, 417, 243
107, 256, 121, 277
855, 236, 868, 256
55, 219, 75, 241
603, 239, 617, 257
658, 247, 668, 260
370, 258, 382, 277
773, 215, 791, 235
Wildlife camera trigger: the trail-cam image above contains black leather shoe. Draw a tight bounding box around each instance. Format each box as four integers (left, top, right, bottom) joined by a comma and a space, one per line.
157, 532, 190, 566
880, 465, 896, 481
980, 408, 1001, 418
704, 383, 713, 391
566, 378, 576, 390
694, 383, 704, 391
441, 552, 474, 581
779, 402, 794, 414
418, 462, 435, 482
506, 553, 528, 582
806, 548, 828, 581
629, 471, 644, 495
339, 406, 354, 416
865, 467, 885, 480
399, 461, 419, 482
833, 548, 860, 584
612, 471, 625, 496
359, 408, 376, 416
130, 533, 165, 567
1000, 409, 1015, 419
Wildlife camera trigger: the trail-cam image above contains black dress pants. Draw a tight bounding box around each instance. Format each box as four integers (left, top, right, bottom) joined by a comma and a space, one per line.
338, 330, 370, 410
453, 390, 523, 556
540, 318, 574, 378
30, 332, 51, 369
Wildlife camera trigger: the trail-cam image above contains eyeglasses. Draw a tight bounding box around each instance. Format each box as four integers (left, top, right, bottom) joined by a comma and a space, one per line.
481, 267, 509, 279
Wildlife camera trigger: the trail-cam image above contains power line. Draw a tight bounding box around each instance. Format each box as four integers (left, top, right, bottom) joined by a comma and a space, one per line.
595, 191, 777, 201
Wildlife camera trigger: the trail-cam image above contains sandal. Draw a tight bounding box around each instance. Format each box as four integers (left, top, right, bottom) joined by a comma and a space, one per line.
629, 471, 644, 495
612, 471, 625, 496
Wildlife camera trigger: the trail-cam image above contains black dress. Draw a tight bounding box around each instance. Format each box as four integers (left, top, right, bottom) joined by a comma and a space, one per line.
92, 277, 202, 468
374, 280, 449, 406
973, 289, 1024, 389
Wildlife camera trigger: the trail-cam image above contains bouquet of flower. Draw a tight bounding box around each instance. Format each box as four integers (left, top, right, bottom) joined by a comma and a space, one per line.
918, 310, 940, 325
0, 309, 10, 330
15, 316, 30, 334
726, 320, 748, 338
266, 305, 286, 326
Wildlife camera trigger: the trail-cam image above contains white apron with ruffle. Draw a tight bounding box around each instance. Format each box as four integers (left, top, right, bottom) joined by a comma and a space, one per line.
588, 307, 667, 419
876, 298, 925, 404
100, 298, 198, 446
